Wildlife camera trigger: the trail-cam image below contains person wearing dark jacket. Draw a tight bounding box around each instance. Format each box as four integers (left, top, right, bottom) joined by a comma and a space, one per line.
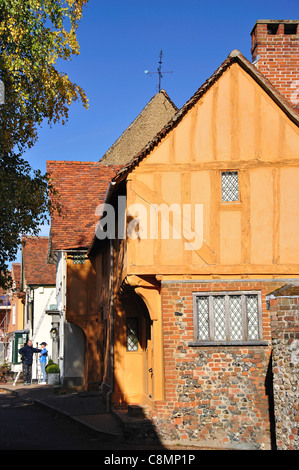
19, 340, 41, 385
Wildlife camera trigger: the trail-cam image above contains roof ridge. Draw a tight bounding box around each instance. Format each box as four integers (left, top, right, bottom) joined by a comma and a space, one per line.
99, 90, 177, 164
47, 160, 118, 165
113, 50, 299, 183
159, 89, 179, 112
22, 235, 49, 239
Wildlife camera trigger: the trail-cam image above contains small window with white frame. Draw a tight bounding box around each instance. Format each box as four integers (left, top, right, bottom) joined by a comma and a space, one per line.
192, 291, 265, 345
221, 171, 239, 202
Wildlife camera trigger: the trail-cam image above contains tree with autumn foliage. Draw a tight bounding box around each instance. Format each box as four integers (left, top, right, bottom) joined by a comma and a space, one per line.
0, 0, 89, 287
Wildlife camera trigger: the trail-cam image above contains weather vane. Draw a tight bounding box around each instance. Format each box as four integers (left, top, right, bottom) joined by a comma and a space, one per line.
144, 50, 173, 91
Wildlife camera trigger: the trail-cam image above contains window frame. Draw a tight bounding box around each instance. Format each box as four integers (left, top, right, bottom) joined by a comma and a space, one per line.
190, 291, 267, 347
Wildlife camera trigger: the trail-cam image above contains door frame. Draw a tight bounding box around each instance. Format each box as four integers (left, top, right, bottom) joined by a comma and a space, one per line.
124, 294, 154, 405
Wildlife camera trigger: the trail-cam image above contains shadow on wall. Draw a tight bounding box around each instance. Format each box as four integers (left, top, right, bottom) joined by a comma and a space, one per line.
105, 289, 166, 446
265, 352, 277, 450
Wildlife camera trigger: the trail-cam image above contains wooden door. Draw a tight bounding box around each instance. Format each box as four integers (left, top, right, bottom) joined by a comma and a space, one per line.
145, 318, 154, 400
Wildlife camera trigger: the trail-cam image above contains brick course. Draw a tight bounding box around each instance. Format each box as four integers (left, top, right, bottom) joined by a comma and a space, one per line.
251, 21, 299, 107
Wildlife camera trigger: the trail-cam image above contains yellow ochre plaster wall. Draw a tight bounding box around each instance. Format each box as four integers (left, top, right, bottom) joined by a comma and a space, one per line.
126, 63, 299, 278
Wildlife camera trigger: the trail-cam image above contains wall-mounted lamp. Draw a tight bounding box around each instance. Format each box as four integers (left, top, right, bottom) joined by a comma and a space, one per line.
50, 327, 58, 341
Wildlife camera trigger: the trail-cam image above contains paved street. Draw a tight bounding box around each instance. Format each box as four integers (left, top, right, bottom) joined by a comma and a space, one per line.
0, 390, 169, 451
0, 385, 223, 454
0, 390, 114, 450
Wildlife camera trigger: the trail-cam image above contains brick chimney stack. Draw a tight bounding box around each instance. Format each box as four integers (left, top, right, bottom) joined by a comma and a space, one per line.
251, 20, 299, 108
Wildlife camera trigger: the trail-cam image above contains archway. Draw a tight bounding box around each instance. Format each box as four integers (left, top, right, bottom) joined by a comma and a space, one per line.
119, 289, 153, 404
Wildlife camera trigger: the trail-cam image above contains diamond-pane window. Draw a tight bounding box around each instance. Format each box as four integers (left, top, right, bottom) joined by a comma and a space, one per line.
246, 295, 259, 340
73, 254, 85, 264
194, 292, 261, 343
196, 297, 210, 341
213, 296, 226, 341
229, 295, 243, 340
126, 318, 138, 351
221, 171, 239, 202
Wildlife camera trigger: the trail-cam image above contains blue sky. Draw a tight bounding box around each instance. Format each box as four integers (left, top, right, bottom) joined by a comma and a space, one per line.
23, 0, 299, 176
12, 0, 297, 257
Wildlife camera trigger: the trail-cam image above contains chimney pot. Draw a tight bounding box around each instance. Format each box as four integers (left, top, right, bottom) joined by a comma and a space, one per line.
251, 20, 299, 107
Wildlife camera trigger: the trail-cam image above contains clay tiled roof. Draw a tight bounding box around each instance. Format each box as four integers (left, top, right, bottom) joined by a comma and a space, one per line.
11, 263, 21, 292
22, 236, 56, 286
47, 161, 121, 251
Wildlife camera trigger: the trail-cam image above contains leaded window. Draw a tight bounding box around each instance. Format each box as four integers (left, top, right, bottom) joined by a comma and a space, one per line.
72, 254, 85, 264
126, 318, 139, 351
221, 171, 239, 202
193, 291, 262, 343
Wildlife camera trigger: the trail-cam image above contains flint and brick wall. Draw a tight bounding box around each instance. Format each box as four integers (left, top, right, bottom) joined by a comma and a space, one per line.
270, 296, 299, 450
151, 279, 285, 450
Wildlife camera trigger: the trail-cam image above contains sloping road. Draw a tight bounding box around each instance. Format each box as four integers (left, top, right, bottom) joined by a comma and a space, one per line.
0, 390, 115, 450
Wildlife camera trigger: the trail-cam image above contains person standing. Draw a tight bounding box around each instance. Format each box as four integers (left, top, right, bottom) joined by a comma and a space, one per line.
19, 340, 41, 386
39, 342, 48, 384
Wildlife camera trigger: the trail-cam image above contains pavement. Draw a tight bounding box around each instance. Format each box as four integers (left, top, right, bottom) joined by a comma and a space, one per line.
0, 382, 225, 450
1, 382, 206, 449
0, 382, 126, 442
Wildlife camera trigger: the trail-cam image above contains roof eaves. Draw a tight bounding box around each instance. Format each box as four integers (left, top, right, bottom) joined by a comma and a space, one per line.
112, 50, 299, 185
112, 55, 233, 183
228, 49, 299, 125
